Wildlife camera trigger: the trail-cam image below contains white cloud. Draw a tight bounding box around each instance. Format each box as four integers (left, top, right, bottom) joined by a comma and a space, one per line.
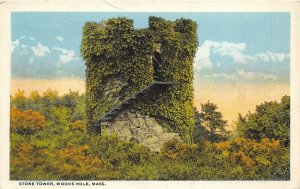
203, 73, 237, 80
12, 39, 20, 52
194, 40, 289, 69
255, 51, 289, 63
213, 41, 246, 55
12, 39, 30, 54
53, 47, 78, 64
20, 36, 35, 41
193, 41, 214, 71
55, 36, 64, 42
194, 40, 253, 71
31, 42, 50, 57
204, 69, 278, 81
236, 69, 278, 80
12, 36, 36, 53
236, 69, 257, 80
211, 40, 256, 64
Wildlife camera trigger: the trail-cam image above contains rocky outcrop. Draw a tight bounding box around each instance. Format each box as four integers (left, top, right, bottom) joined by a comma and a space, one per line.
102, 110, 181, 152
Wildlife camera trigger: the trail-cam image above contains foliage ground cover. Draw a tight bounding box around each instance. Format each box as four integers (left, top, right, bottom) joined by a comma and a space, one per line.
10, 90, 289, 180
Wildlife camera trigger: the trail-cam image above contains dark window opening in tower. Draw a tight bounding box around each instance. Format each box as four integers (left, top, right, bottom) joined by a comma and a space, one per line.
153, 51, 162, 81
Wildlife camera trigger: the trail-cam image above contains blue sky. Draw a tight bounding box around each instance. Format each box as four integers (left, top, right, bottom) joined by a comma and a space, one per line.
11, 12, 290, 83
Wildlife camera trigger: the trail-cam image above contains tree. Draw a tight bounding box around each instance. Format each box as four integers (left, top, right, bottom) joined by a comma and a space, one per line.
194, 107, 210, 143
27, 91, 45, 114
42, 88, 60, 107
29, 91, 41, 100
61, 90, 80, 109
47, 106, 70, 127
198, 101, 228, 142
237, 96, 290, 146
62, 91, 86, 122
11, 89, 27, 110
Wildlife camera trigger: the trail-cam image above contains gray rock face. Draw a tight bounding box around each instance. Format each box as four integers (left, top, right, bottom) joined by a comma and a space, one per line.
102, 110, 181, 152
104, 79, 127, 104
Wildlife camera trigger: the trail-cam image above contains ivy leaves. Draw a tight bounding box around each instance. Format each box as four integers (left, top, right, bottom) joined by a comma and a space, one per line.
81, 17, 197, 141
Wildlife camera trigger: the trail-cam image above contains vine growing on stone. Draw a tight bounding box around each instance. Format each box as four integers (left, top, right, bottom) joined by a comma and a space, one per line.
81, 16, 197, 143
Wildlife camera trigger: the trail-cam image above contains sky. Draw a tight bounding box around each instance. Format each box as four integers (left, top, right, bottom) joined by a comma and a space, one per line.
11, 12, 290, 127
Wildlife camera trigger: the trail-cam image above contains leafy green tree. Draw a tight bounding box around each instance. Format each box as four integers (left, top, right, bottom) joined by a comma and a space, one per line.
42, 89, 60, 108
27, 91, 45, 114
47, 106, 70, 127
61, 90, 86, 122
198, 101, 228, 142
237, 96, 290, 146
70, 93, 86, 122
61, 90, 80, 109
194, 107, 210, 143
11, 89, 28, 110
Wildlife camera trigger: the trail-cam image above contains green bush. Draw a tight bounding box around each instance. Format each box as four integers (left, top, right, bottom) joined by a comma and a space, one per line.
10, 91, 289, 180
237, 96, 290, 146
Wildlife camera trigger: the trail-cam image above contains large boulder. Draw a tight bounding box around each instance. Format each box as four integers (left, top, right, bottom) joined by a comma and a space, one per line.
103, 110, 181, 152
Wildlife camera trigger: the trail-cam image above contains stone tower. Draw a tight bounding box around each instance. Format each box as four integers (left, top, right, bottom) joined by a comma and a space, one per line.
81, 16, 198, 150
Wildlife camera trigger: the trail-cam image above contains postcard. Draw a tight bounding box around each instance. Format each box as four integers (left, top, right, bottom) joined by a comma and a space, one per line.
0, 1, 300, 189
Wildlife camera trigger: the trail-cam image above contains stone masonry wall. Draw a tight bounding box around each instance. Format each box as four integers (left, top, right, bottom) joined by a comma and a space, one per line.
102, 110, 181, 152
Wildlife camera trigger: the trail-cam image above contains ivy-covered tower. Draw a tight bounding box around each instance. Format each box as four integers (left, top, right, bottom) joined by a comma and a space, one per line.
81, 16, 197, 143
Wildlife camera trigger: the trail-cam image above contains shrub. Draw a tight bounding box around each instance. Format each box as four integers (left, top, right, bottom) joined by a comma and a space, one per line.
10, 108, 46, 135
160, 138, 196, 159
69, 120, 85, 132
54, 143, 103, 180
